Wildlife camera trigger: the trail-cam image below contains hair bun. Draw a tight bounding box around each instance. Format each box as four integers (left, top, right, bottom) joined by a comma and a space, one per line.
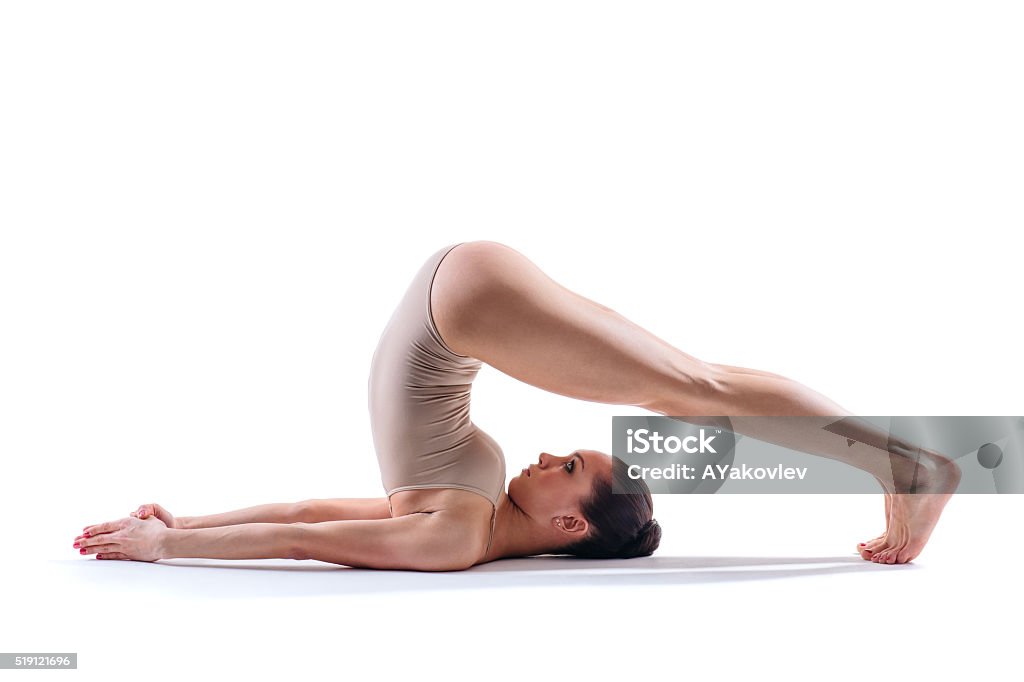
637, 518, 658, 537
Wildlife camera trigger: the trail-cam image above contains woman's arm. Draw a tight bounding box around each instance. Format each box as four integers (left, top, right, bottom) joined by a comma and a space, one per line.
157, 498, 390, 530
295, 498, 392, 523
160, 522, 306, 560
177, 502, 304, 529
162, 513, 482, 570
290, 512, 483, 571
81, 511, 483, 570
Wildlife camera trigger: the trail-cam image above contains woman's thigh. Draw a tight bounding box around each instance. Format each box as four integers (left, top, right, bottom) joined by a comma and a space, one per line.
431, 240, 718, 412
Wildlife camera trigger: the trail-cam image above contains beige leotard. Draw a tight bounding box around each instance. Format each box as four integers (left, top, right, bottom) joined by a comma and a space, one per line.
367, 242, 506, 552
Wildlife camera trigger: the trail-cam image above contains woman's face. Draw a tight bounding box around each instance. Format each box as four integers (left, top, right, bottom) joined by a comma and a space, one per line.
509, 449, 613, 530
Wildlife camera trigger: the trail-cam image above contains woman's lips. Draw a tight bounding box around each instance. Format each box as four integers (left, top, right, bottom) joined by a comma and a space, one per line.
523, 466, 531, 477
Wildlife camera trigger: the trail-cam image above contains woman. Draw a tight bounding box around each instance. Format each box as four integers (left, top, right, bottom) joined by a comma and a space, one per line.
73, 241, 959, 569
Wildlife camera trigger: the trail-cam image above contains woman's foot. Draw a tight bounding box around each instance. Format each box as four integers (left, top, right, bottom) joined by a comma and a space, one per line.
858, 452, 961, 564
857, 488, 892, 559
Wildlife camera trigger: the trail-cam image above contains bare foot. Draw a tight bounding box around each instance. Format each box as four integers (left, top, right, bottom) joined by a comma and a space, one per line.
857, 485, 892, 559
861, 452, 961, 564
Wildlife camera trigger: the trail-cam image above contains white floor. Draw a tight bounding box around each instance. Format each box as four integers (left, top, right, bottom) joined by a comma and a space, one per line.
7, 493, 1019, 681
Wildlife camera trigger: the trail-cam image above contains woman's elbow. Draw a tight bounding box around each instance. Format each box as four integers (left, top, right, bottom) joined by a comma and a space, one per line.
414, 550, 478, 572
375, 539, 478, 571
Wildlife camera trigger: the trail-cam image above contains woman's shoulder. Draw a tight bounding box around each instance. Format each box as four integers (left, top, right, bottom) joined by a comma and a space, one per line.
389, 488, 497, 560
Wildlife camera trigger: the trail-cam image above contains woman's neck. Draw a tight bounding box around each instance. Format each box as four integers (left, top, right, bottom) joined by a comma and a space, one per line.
481, 490, 561, 563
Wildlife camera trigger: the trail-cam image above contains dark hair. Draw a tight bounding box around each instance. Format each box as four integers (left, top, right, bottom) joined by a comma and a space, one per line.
561, 456, 661, 559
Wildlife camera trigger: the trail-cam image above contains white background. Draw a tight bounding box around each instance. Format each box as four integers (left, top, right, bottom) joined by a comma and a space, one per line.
1, 1, 1021, 680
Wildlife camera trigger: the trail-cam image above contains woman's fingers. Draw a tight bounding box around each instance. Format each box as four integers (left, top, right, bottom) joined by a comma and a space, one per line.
76, 531, 120, 550
82, 518, 128, 537
76, 518, 129, 547
97, 552, 131, 560
134, 504, 175, 528
78, 542, 120, 556
135, 504, 160, 519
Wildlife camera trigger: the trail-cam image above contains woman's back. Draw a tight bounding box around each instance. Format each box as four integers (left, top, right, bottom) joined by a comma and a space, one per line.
367, 242, 506, 557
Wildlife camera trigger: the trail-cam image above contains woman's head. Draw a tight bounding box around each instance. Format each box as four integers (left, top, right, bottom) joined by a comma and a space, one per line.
509, 449, 660, 559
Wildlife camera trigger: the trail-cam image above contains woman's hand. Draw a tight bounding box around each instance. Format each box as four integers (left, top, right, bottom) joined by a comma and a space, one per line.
128, 503, 180, 529
128, 501, 180, 528
73, 515, 169, 562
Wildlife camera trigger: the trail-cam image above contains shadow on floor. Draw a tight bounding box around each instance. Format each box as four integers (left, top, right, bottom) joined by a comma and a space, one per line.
58, 553, 914, 598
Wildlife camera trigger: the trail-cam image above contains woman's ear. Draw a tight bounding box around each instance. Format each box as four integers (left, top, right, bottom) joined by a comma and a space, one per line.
554, 515, 587, 534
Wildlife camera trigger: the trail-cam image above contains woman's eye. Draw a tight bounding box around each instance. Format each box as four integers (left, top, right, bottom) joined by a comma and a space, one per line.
565, 460, 575, 473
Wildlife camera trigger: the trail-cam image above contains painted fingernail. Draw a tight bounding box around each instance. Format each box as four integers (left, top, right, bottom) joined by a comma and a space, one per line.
83, 532, 90, 537
79, 548, 86, 554
73, 543, 80, 549
96, 554, 103, 559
